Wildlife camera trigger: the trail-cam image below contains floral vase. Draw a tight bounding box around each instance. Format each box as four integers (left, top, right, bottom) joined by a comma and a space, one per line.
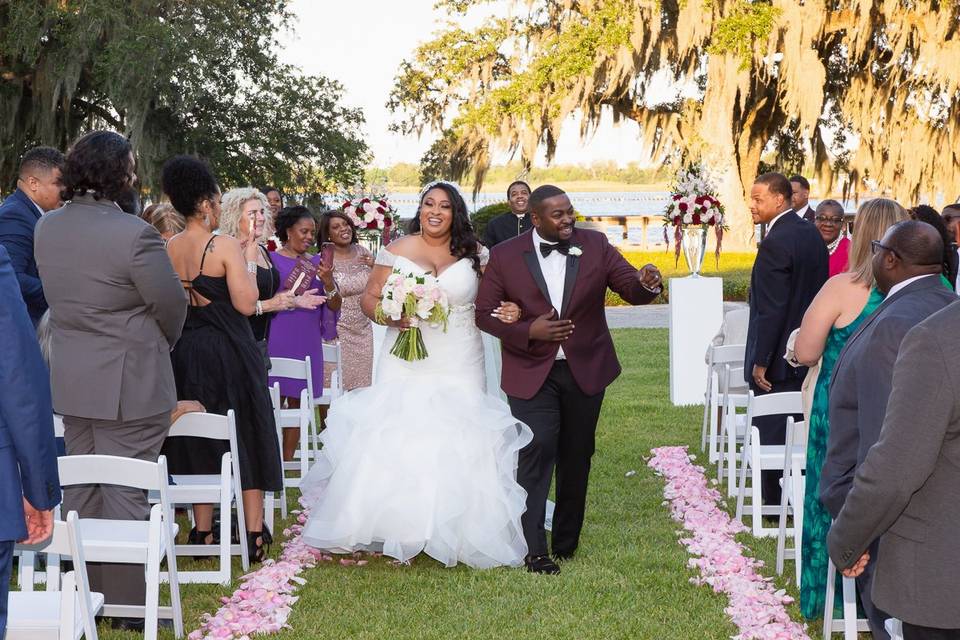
682, 227, 707, 277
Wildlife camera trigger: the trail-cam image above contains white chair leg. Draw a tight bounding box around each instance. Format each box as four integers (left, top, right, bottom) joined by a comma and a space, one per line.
218, 481, 232, 585
841, 575, 858, 639
235, 477, 250, 572
792, 463, 804, 586
726, 410, 739, 498
824, 559, 836, 640
145, 527, 162, 640
700, 371, 712, 452
775, 471, 790, 575
166, 530, 185, 638
734, 445, 749, 523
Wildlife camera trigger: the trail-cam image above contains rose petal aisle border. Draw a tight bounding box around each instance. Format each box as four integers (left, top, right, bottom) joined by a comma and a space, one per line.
648, 446, 810, 640
188, 498, 353, 639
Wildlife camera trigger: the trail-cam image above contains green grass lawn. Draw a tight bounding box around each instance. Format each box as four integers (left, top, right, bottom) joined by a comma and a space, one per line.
92, 329, 814, 640
611, 252, 754, 304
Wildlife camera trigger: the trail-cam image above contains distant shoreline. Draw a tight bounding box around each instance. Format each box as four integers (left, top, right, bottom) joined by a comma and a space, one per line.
389, 181, 669, 195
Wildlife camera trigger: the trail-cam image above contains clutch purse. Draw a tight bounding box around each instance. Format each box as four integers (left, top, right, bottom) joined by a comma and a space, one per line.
282, 257, 318, 296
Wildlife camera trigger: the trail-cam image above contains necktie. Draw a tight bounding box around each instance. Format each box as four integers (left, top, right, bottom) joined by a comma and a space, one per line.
539, 241, 570, 258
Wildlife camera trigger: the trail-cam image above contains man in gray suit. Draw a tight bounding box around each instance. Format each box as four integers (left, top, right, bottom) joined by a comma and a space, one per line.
820, 220, 956, 639
828, 300, 960, 639
34, 131, 186, 627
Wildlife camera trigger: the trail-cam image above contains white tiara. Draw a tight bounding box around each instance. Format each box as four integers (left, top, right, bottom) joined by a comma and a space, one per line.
418, 180, 466, 203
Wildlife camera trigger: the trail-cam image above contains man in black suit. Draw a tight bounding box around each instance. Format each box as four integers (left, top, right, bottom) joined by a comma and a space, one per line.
942, 203, 960, 290
789, 174, 814, 222
820, 220, 956, 639
482, 180, 533, 247
744, 172, 828, 504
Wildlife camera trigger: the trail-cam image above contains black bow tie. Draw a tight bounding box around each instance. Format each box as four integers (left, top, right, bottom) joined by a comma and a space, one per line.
540, 241, 570, 258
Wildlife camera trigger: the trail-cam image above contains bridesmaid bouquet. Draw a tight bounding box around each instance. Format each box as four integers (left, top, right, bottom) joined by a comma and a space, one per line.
374, 269, 450, 361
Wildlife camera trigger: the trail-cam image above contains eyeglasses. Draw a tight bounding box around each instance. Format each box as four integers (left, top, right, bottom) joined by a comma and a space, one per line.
815, 216, 844, 225
871, 240, 901, 259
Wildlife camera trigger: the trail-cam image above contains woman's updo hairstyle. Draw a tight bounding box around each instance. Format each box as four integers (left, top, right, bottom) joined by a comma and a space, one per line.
275, 205, 316, 243
60, 130, 135, 202
160, 155, 219, 217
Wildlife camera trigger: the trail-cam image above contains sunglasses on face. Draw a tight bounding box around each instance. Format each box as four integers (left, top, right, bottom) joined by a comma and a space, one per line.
815, 216, 844, 225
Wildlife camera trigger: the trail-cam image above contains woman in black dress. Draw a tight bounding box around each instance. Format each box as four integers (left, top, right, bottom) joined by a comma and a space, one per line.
161, 157, 283, 562
218, 188, 324, 359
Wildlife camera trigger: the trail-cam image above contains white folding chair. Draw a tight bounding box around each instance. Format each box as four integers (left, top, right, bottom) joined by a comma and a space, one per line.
717, 364, 750, 497
271, 356, 319, 461
265, 382, 288, 533
823, 557, 870, 638
57, 454, 184, 640
701, 344, 746, 463
776, 416, 808, 583
159, 410, 249, 583
885, 619, 904, 640
272, 388, 313, 488
315, 340, 344, 408
734, 390, 804, 537
8, 512, 103, 640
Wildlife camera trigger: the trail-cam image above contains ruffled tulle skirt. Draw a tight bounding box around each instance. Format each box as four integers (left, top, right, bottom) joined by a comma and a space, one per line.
300, 374, 532, 569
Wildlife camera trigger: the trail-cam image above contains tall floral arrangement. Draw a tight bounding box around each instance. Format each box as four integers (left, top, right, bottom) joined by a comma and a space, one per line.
341, 194, 398, 232
662, 164, 726, 266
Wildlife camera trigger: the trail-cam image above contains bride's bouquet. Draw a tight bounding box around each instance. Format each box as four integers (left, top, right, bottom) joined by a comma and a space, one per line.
374, 269, 450, 361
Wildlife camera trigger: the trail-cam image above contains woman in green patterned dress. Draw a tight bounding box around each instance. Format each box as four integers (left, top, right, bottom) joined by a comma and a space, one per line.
792, 198, 910, 619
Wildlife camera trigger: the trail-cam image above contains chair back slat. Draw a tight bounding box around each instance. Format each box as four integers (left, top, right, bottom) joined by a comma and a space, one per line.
748, 391, 804, 419
321, 341, 340, 365
269, 356, 310, 380
58, 454, 164, 491
53, 414, 64, 438
711, 344, 746, 365
168, 412, 231, 440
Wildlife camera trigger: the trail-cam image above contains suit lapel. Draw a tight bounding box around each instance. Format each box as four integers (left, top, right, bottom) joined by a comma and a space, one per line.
522, 247, 552, 308
560, 253, 580, 318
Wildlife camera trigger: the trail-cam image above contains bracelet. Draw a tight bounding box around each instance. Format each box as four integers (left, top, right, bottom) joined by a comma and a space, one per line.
246, 260, 258, 274
324, 285, 339, 298
255, 300, 263, 316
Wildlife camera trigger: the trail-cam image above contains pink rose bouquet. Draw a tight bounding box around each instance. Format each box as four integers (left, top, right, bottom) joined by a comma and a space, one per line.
374, 269, 449, 361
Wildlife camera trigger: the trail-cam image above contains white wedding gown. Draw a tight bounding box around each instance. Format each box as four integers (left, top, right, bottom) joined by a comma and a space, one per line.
300, 251, 532, 568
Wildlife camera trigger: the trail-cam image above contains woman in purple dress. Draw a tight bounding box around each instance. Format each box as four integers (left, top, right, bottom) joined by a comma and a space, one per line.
268, 206, 341, 460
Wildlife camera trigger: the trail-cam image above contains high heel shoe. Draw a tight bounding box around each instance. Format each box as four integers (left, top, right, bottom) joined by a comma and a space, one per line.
246, 526, 273, 564
186, 527, 214, 545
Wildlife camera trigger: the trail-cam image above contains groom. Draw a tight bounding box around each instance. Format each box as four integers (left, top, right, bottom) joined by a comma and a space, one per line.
476, 185, 662, 574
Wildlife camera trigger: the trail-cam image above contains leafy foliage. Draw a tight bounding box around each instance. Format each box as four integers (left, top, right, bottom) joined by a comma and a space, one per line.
0, 0, 368, 196
391, 0, 960, 246
470, 201, 511, 238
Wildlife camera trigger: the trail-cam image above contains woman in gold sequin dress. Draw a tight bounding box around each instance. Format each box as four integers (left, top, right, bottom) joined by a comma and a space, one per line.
319, 211, 374, 390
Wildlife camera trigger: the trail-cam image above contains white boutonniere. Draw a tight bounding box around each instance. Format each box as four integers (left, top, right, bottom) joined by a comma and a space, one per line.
568, 245, 583, 257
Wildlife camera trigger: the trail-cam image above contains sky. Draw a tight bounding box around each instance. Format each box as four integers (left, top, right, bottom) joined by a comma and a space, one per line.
277, 0, 646, 167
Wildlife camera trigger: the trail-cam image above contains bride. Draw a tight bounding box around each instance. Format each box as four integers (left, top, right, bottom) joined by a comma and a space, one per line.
300, 181, 532, 568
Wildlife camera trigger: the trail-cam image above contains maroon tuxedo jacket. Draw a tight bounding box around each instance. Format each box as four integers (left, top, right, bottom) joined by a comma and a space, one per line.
475, 228, 657, 400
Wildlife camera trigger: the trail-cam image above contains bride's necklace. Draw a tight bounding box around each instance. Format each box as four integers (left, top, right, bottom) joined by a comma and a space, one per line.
826, 235, 843, 256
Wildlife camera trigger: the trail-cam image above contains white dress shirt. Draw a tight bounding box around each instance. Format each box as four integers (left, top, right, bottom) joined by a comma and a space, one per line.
886, 273, 937, 299
532, 228, 567, 359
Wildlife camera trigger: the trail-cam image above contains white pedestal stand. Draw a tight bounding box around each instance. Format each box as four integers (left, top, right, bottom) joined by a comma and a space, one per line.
668, 276, 724, 406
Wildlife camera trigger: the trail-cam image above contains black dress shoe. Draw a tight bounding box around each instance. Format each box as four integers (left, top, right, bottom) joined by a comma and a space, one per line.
553, 550, 575, 562
108, 617, 174, 632
525, 554, 561, 575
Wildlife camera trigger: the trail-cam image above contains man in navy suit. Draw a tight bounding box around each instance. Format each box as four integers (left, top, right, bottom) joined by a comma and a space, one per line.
0, 244, 61, 638
0, 146, 65, 325
744, 172, 828, 504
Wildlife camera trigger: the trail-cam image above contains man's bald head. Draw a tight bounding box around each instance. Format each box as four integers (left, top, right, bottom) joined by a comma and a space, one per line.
873, 220, 945, 294
885, 220, 944, 267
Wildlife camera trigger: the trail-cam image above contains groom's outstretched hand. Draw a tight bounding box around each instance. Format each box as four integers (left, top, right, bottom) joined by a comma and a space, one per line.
529, 310, 574, 342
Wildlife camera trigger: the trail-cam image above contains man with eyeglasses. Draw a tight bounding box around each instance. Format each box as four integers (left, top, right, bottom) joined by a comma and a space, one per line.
942, 203, 960, 290
813, 199, 850, 276
820, 220, 957, 639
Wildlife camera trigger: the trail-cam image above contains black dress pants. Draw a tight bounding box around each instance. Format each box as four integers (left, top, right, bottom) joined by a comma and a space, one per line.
903, 623, 960, 640
508, 360, 605, 558
749, 377, 803, 506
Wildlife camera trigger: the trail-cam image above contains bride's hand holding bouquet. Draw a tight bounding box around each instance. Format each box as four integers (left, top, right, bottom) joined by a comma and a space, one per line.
375, 269, 450, 361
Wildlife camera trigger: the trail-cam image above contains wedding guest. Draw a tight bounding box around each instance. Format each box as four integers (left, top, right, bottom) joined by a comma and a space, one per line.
268, 206, 341, 460
745, 172, 828, 505
34, 131, 186, 627
0, 146, 64, 324
789, 175, 814, 222
791, 197, 908, 620
141, 202, 185, 242
219, 188, 324, 369
319, 210, 375, 389
482, 180, 533, 247
162, 156, 282, 563
828, 301, 960, 640
0, 245, 61, 640
262, 186, 283, 219
813, 199, 850, 277
942, 203, 960, 289
910, 205, 958, 289
820, 220, 955, 638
